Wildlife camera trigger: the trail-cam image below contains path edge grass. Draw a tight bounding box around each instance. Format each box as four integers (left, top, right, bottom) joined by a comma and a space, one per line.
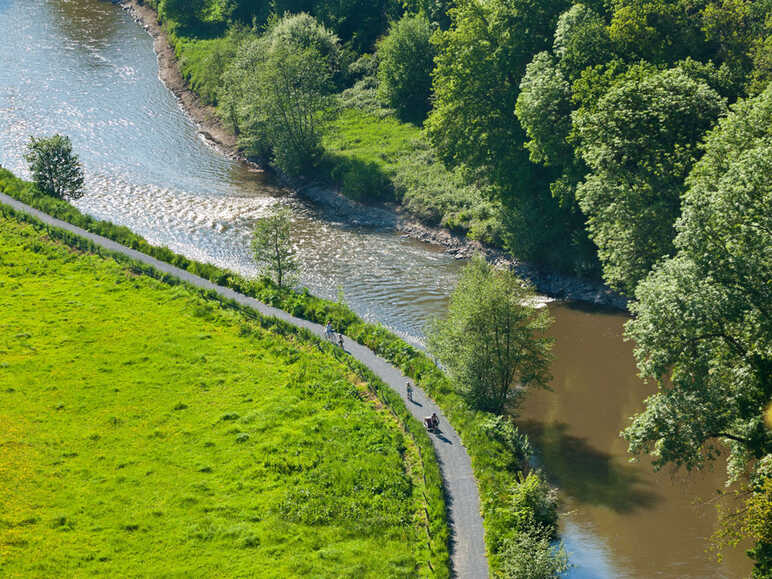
0, 196, 450, 577
1, 168, 554, 573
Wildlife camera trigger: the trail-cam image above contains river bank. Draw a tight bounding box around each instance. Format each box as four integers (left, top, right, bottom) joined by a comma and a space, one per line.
120, 0, 626, 310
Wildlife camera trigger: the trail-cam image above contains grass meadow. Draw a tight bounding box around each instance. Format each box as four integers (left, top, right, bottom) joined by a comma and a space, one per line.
0, 215, 440, 577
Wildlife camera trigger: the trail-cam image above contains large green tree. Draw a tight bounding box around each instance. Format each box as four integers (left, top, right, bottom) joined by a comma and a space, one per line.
572, 66, 725, 293
426, 0, 599, 272
428, 257, 553, 414
623, 83, 772, 484
220, 13, 338, 174
624, 85, 772, 574
427, 0, 569, 187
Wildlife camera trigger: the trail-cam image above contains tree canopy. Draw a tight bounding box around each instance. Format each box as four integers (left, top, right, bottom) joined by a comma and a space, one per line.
220, 13, 338, 174
376, 13, 436, 123
24, 135, 85, 201
428, 257, 553, 414
623, 84, 772, 482
573, 66, 726, 293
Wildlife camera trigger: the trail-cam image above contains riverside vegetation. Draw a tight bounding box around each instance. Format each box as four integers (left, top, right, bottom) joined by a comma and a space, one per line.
1, 165, 567, 575
0, 210, 450, 576
136, 0, 771, 573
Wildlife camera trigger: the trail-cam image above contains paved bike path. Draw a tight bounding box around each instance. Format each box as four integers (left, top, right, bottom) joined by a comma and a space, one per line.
0, 192, 488, 578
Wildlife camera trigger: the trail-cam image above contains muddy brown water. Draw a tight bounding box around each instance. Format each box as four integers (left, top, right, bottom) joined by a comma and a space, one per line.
0, 0, 752, 576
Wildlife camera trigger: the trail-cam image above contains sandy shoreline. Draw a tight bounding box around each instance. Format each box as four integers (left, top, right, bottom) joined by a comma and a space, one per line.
119, 0, 626, 309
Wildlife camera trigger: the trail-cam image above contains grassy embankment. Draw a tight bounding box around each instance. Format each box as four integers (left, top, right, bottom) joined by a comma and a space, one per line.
0, 209, 449, 576
1, 161, 554, 573
156, 12, 503, 245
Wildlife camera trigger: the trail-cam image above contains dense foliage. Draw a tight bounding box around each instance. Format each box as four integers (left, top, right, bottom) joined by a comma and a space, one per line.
572, 66, 726, 293
376, 13, 436, 123
624, 85, 772, 574
428, 257, 553, 414
512, 0, 771, 288
24, 134, 84, 201
220, 13, 339, 174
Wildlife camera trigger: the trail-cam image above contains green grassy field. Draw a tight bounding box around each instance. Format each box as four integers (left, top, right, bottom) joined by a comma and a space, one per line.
323, 109, 421, 176
0, 215, 439, 577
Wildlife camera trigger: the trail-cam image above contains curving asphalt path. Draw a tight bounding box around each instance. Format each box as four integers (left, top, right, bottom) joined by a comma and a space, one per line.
0, 192, 488, 578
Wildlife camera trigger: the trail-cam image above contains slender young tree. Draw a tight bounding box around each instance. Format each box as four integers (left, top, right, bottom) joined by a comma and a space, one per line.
428, 256, 553, 414
24, 134, 85, 201
251, 206, 298, 288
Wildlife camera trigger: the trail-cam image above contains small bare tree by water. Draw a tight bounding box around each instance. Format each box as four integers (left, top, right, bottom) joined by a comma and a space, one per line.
251, 206, 298, 288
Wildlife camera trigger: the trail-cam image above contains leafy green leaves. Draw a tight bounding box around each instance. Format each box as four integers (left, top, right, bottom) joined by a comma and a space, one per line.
623, 85, 772, 483
427, 257, 553, 414
573, 66, 726, 293
24, 135, 85, 202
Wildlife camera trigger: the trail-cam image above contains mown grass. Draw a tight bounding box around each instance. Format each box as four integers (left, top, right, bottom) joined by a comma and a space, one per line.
0, 214, 447, 577
1, 165, 549, 575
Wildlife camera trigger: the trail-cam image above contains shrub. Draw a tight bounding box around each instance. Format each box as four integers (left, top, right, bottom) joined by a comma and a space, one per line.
377, 13, 436, 123
498, 528, 568, 579
334, 158, 393, 201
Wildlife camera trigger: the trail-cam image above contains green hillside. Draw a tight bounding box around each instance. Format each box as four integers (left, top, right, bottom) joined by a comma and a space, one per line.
0, 214, 442, 577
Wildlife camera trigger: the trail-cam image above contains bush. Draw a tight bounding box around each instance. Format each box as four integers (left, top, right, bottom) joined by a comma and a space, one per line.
377, 13, 436, 123
330, 158, 393, 201
498, 528, 569, 579
510, 472, 559, 534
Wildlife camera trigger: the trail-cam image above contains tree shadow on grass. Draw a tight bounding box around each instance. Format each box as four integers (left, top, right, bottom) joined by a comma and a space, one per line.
519, 420, 662, 514
325, 154, 395, 204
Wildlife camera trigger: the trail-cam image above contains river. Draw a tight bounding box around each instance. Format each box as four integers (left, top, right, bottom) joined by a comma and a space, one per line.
0, 1, 751, 576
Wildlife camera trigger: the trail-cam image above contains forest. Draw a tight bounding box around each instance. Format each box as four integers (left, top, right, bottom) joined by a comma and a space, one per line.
139, 0, 771, 574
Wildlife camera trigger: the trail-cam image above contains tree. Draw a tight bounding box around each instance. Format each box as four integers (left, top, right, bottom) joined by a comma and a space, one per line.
220, 14, 338, 174
427, 257, 553, 414
251, 206, 298, 287
427, 0, 570, 187
24, 135, 85, 201
311, 0, 402, 53
376, 13, 436, 123
403, 0, 454, 28
516, 52, 572, 167
623, 84, 772, 485
553, 3, 612, 80
427, 0, 599, 273
607, 0, 708, 65
572, 66, 726, 294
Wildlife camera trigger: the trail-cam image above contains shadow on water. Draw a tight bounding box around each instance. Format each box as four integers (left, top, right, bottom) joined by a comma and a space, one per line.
47, 0, 122, 53
519, 419, 661, 514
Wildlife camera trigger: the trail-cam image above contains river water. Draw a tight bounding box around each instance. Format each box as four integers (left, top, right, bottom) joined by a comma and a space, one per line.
0, 1, 751, 576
